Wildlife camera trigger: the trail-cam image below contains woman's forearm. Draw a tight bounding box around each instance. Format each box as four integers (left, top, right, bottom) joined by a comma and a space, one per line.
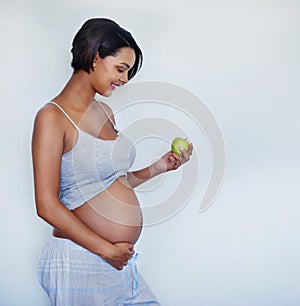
127, 150, 181, 188
127, 163, 162, 188
36, 199, 114, 259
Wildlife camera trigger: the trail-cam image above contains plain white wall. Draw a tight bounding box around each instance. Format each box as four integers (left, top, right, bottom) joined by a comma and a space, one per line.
1, 0, 299, 305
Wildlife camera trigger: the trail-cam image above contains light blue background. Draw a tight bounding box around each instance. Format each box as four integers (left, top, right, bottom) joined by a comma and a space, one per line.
0, 0, 299, 305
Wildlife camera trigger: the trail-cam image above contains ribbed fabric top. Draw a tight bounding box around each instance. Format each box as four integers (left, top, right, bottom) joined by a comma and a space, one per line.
49, 101, 136, 210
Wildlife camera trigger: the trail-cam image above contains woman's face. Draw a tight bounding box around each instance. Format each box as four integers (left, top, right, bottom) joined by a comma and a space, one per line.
91, 47, 136, 97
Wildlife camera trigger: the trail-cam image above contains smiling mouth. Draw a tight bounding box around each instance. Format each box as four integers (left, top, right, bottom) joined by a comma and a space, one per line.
110, 83, 120, 91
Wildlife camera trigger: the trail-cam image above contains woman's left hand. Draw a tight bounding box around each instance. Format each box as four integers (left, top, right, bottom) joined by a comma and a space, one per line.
153, 143, 193, 174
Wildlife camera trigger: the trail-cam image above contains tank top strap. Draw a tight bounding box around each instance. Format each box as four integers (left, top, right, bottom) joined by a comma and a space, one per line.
49, 101, 79, 130
96, 101, 117, 129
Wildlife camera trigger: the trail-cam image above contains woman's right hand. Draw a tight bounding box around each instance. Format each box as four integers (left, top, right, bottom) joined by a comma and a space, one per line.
105, 242, 135, 270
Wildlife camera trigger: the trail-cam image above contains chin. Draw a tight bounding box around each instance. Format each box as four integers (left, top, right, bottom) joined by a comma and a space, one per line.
98, 90, 112, 98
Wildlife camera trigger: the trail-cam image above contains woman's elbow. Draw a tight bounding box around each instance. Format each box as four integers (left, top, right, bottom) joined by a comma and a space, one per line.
35, 196, 58, 220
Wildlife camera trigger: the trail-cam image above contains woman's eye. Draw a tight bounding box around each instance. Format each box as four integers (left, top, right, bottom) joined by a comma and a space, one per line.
118, 68, 125, 73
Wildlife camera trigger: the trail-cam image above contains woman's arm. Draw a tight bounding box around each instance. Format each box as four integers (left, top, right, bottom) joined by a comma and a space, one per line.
127, 144, 193, 188
104, 102, 193, 188
32, 106, 133, 269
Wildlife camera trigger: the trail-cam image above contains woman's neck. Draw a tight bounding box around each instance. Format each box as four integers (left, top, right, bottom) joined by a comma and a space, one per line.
53, 71, 96, 110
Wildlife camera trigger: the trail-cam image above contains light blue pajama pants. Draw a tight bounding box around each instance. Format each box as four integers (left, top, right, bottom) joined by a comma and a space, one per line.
38, 236, 160, 306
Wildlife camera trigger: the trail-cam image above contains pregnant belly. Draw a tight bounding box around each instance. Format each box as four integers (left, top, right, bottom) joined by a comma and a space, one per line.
73, 176, 143, 244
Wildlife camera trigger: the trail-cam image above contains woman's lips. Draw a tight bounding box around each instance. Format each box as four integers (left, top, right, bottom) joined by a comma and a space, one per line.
110, 83, 120, 90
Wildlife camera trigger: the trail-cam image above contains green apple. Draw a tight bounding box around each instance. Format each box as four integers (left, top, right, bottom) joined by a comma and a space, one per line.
171, 137, 189, 156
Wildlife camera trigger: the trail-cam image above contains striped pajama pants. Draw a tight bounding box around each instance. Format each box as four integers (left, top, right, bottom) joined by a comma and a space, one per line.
38, 236, 160, 306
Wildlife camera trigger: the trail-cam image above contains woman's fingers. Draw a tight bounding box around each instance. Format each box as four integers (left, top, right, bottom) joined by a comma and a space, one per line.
188, 143, 193, 155
180, 149, 190, 163
106, 258, 129, 270
162, 142, 194, 172
180, 143, 193, 163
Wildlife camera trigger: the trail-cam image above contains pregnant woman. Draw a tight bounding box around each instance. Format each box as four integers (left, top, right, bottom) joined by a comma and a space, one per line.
32, 18, 192, 305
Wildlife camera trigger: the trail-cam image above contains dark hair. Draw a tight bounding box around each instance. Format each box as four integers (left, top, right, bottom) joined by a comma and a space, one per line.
71, 18, 143, 80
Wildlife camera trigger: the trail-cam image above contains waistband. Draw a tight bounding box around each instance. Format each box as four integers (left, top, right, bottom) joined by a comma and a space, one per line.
47, 235, 90, 251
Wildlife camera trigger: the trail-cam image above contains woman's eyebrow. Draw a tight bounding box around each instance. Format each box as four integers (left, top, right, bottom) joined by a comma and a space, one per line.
120, 62, 130, 69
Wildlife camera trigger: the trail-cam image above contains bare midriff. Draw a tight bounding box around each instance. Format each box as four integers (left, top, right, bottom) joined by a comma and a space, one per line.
53, 176, 143, 245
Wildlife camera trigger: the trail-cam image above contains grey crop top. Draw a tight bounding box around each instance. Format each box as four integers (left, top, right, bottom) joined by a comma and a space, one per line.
49, 101, 136, 210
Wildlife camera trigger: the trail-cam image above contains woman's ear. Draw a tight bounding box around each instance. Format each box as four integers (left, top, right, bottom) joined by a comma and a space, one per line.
93, 51, 99, 68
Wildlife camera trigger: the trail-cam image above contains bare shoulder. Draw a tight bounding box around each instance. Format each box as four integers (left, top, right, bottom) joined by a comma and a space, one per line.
98, 101, 116, 123
32, 103, 66, 152
34, 102, 60, 121
33, 103, 65, 132
99, 101, 114, 115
